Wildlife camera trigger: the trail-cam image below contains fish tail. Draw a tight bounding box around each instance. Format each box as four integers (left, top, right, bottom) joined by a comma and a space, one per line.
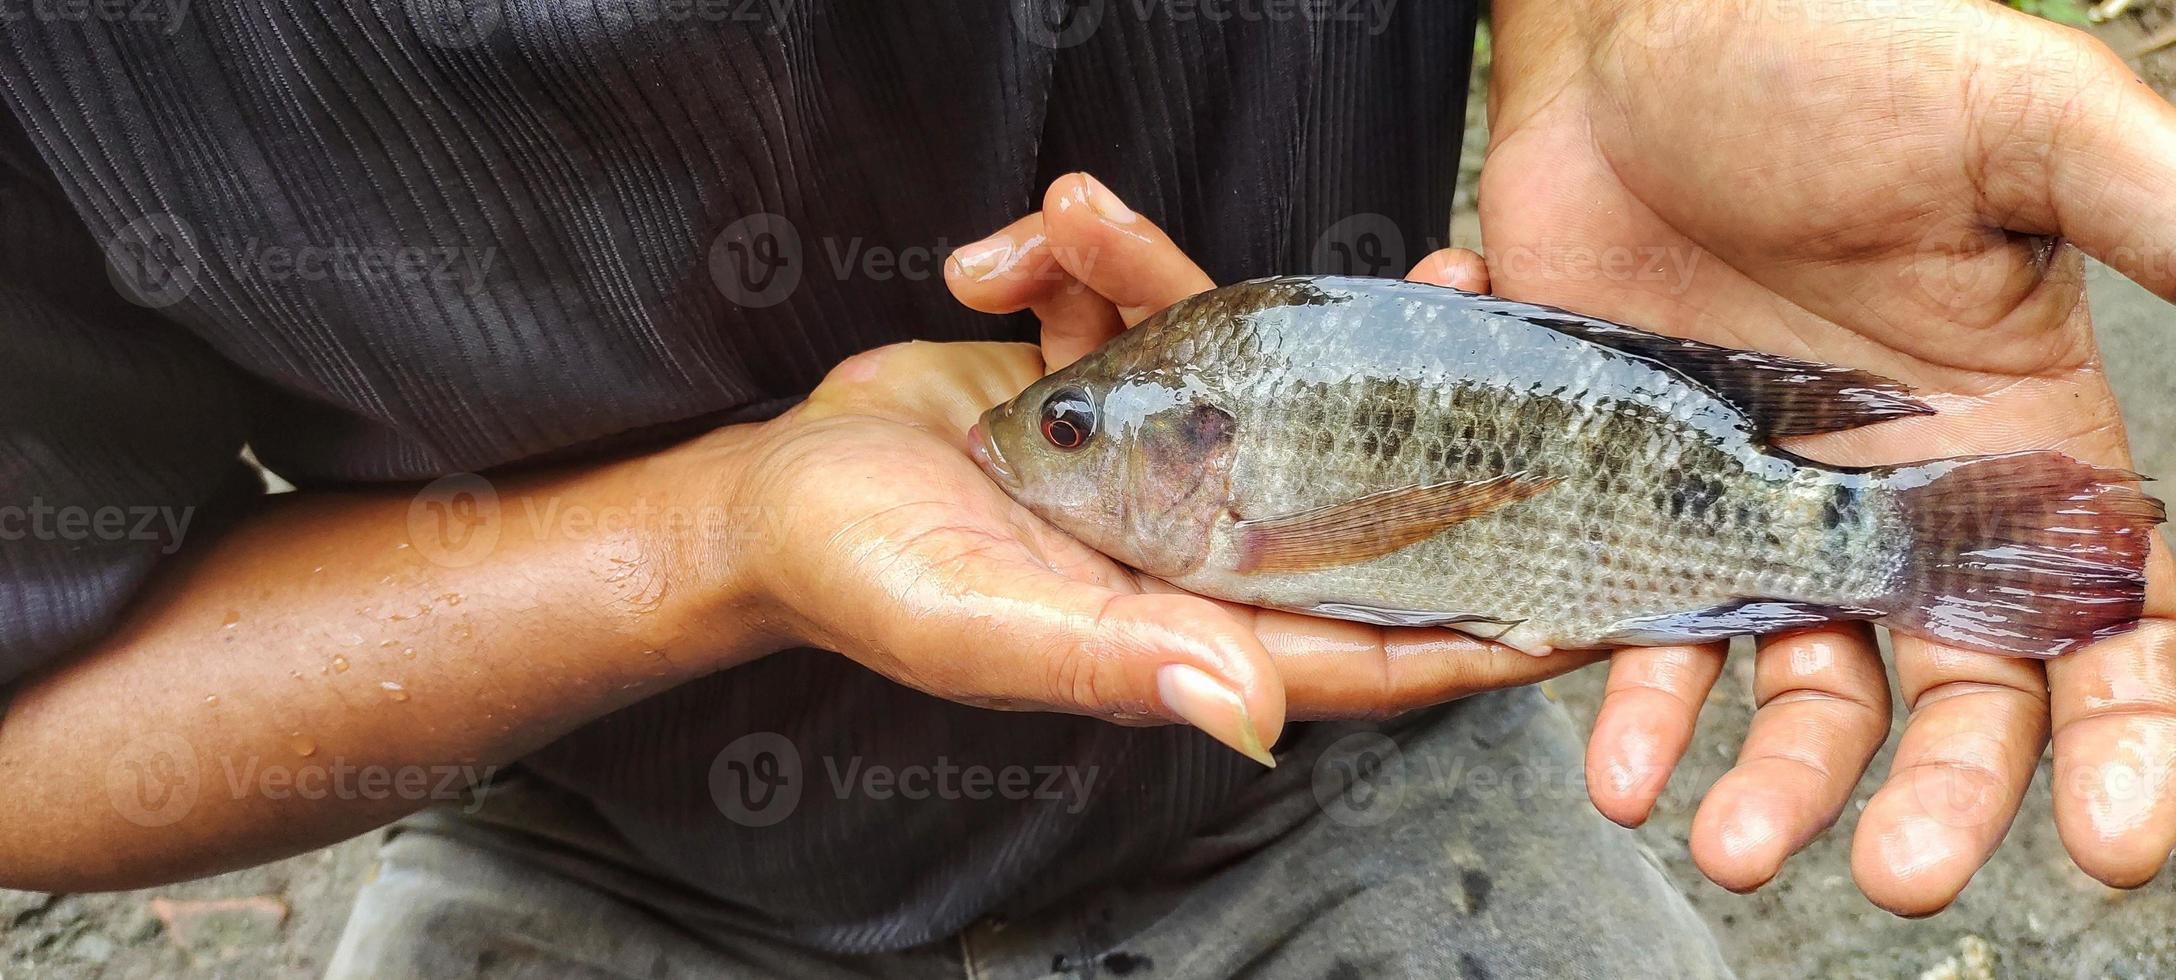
1879, 451, 2165, 657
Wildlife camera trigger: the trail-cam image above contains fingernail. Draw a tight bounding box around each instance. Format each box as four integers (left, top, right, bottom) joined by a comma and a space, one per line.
1078, 173, 1137, 224
949, 235, 1013, 279
1157, 664, 1276, 768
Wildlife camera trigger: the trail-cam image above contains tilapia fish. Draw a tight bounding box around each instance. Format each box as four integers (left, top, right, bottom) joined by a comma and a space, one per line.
969, 276, 2166, 658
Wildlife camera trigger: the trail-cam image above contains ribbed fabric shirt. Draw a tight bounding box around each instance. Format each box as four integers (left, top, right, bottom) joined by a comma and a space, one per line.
0, 0, 1477, 952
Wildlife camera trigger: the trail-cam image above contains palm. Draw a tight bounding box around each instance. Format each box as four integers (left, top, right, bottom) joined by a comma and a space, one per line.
1480, 14, 2123, 460
1478, 1, 2176, 914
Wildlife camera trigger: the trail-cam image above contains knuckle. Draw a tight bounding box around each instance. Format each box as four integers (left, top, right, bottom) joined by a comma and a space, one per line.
815, 342, 917, 395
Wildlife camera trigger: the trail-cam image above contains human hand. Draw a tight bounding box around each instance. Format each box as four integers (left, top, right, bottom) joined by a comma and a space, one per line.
699, 174, 1590, 767
1485, 0, 2176, 913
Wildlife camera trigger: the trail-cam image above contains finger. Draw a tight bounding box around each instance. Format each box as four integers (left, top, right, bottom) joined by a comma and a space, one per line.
942, 213, 1123, 372
1980, 23, 2176, 300
893, 562, 1286, 766
1406, 247, 1492, 293
1689, 625, 1890, 892
1585, 642, 1726, 827
1850, 638, 2047, 917
1129, 578, 1597, 718
2047, 534, 2176, 888
1039, 172, 1215, 327
1259, 609, 1601, 719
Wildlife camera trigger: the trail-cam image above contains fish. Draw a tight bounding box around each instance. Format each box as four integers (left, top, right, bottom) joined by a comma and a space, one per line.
967, 276, 2166, 658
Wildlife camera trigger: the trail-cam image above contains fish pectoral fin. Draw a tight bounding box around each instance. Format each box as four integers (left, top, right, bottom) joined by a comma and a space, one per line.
1596, 600, 1886, 646
1233, 473, 1557, 574
1477, 297, 1937, 437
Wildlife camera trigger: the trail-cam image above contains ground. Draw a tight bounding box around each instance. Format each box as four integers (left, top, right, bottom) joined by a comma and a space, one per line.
5, 10, 2175, 980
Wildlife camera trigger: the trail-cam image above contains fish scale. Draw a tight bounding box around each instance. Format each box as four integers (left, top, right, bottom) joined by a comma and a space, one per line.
976, 276, 2163, 657
1184, 284, 1888, 649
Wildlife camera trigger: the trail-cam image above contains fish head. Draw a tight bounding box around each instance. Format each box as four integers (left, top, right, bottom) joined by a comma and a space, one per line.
972, 353, 1238, 579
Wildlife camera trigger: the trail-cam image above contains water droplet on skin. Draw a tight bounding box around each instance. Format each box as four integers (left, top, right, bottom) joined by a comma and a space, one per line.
312, 565, 325, 575
379, 639, 397, 649
440, 592, 463, 606
221, 609, 241, 628
401, 647, 417, 659
289, 733, 317, 757
395, 542, 410, 550
203, 695, 220, 706
331, 655, 350, 673
380, 681, 410, 702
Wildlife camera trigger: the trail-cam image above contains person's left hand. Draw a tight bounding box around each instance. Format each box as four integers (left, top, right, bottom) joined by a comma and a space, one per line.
1483, 0, 2176, 914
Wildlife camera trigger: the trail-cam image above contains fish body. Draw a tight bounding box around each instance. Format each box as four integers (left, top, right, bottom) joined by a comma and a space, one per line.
971, 277, 2164, 657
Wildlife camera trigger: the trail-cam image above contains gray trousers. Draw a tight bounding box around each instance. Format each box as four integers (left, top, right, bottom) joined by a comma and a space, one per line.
325, 689, 1731, 979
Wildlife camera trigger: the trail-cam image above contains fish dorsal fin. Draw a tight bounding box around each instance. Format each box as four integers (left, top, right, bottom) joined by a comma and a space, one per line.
1473, 295, 1935, 438
1233, 473, 1558, 574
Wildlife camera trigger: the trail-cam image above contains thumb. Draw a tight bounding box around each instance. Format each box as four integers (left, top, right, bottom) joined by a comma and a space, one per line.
901, 571, 1286, 766
1986, 27, 2176, 300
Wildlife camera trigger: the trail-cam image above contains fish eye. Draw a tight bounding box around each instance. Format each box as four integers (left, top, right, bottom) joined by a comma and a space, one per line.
1039, 387, 1096, 451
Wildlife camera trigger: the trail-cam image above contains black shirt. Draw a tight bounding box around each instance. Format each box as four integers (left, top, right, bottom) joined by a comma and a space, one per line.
0, 0, 1476, 952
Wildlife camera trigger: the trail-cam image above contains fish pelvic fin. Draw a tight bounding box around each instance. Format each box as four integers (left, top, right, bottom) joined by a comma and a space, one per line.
1232, 472, 1557, 575
1596, 600, 1885, 646
1478, 296, 1937, 437
1879, 451, 2166, 658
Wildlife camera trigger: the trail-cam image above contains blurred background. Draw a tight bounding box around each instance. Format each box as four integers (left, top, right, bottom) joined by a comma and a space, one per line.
5, 2, 2173, 976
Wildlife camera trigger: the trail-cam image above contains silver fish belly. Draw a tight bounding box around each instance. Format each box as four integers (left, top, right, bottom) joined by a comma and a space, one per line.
1164, 280, 1899, 653
977, 276, 2163, 658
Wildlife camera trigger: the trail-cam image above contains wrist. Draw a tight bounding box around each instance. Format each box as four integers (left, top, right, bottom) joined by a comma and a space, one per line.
599, 421, 802, 668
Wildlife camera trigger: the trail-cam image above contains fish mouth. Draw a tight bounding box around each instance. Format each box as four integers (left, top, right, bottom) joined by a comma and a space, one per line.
967, 419, 1020, 491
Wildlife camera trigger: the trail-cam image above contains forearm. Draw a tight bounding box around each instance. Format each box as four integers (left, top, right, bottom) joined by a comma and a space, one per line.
0, 427, 776, 891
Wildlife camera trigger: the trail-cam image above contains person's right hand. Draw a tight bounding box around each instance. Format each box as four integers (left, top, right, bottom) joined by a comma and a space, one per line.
681, 175, 1597, 765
